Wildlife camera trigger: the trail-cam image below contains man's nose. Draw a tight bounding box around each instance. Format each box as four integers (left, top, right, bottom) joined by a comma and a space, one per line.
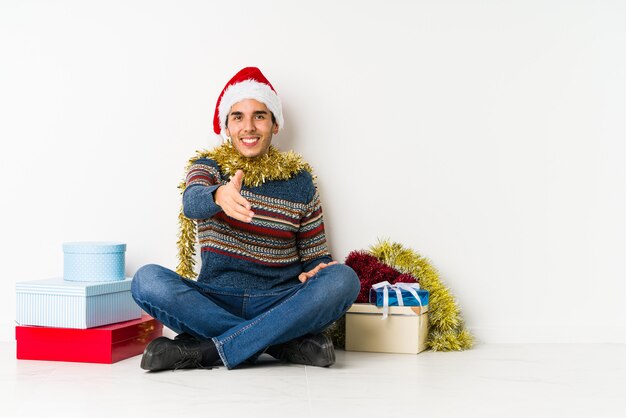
243, 117, 256, 131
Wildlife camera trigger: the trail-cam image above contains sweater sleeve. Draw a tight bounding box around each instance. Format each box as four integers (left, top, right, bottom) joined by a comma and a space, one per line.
297, 186, 333, 272
182, 159, 224, 220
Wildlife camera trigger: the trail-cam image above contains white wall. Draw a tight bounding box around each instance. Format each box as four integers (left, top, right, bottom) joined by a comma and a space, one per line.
1, 0, 625, 343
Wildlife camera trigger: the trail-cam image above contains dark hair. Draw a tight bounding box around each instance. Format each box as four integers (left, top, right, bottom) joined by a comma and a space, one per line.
225, 112, 276, 128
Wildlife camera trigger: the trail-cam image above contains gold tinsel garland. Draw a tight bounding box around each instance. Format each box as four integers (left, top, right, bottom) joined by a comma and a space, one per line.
325, 239, 473, 351
369, 239, 473, 351
175, 143, 313, 279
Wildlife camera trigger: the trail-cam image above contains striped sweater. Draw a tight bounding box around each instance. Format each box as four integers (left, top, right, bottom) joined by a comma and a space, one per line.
183, 157, 332, 290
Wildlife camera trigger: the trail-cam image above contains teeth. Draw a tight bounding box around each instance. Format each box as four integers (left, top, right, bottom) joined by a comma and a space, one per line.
242, 138, 258, 144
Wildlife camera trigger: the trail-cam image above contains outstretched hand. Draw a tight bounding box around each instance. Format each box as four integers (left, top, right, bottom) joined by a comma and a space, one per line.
214, 170, 254, 223
298, 261, 339, 283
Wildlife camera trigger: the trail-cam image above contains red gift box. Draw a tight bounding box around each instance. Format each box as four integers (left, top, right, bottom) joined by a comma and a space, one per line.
16, 315, 163, 364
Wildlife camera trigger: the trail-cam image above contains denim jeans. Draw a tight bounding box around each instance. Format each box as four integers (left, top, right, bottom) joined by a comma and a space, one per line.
131, 263, 360, 369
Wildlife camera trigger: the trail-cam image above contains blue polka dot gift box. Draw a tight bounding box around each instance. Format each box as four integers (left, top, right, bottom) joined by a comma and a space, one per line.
63, 242, 126, 282
15, 277, 141, 329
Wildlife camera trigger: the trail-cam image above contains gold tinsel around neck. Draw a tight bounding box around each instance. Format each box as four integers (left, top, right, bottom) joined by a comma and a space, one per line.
185, 143, 313, 188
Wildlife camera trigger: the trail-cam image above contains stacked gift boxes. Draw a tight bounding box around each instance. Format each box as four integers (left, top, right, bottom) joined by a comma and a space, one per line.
15, 242, 162, 364
345, 282, 430, 354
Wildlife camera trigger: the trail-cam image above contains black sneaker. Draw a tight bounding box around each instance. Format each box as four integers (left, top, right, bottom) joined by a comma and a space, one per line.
140, 337, 209, 371
271, 333, 336, 367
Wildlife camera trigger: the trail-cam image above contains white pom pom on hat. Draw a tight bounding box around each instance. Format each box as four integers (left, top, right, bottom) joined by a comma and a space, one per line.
213, 67, 284, 140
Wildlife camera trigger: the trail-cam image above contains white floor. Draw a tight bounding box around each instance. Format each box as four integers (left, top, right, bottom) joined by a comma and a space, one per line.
2, 342, 625, 418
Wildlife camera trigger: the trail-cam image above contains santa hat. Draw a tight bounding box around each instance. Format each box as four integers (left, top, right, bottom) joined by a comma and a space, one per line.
213, 67, 284, 140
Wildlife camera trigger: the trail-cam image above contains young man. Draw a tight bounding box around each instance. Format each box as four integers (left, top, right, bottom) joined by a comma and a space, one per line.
132, 67, 360, 371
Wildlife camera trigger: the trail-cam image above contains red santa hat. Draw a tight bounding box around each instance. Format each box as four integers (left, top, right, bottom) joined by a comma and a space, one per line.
213, 67, 284, 140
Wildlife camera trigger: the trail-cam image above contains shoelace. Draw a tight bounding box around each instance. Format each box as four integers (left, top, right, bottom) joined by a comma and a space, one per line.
172, 348, 211, 371
172, 357, 210, 370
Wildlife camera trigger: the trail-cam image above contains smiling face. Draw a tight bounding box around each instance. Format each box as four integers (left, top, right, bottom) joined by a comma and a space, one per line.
225, 99, 278, 158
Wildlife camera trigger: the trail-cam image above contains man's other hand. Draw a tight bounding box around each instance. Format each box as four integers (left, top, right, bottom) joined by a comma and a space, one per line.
214, 170, 254, 223
298, 261, 339, 283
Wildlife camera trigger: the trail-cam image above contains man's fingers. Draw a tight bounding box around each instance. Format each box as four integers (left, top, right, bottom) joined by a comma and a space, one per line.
314, 261, 337, 273
231, 196, 254, 218
231, 170, 244, 191
299, 261, 339, 283
226, 211, 253, 223
234, 193, 252, 210
227, 203, 254, 223
298, 272, 313, 283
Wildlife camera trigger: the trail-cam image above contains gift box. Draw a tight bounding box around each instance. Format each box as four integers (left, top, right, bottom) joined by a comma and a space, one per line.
369, 286, 429, 307
16, 277, 141, 329
16, 315, 162, 363
63, 241, 126, 282
345, 303, 429, 354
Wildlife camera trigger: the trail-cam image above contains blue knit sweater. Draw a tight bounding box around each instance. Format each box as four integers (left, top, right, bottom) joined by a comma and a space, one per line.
183, 157, 333, 290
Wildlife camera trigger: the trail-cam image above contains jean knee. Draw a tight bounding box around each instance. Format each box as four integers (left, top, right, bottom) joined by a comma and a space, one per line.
131, 264, 166, 303
336, 264, 360, 301
321, 264, 360, 304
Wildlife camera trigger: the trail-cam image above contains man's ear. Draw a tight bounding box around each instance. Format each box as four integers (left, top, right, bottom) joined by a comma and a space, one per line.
272, 124, 279, 135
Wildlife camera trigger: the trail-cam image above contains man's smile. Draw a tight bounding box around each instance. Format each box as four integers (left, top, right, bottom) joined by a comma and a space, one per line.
241, 137, 260, 145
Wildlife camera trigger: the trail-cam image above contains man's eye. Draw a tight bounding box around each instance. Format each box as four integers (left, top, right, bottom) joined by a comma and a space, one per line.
255, 115, 265, 119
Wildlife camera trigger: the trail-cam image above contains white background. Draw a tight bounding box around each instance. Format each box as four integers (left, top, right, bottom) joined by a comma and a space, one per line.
1, 0, 624, 343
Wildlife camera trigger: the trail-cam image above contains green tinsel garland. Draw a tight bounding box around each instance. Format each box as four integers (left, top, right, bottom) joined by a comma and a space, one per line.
326, 239, 473, 351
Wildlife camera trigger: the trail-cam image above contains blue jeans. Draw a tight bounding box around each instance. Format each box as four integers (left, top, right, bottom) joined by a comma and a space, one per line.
131, 263, 360, 369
